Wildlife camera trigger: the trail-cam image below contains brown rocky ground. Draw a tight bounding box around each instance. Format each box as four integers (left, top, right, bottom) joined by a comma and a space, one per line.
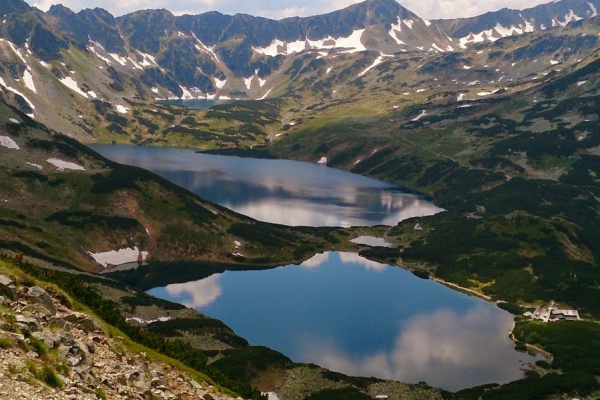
0, 272, 242, 400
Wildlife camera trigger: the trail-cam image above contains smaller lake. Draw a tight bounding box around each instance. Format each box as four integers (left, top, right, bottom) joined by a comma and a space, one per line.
157, 99, 236, 109
90, 145, 443, 227
148, 252, 539, 391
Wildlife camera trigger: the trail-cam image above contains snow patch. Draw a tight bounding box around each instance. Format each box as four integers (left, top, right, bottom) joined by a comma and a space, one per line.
244, 76, 253, 90
254, 29, 366, 56
457, 93, 465, 102
3, 39, 27, 64
126, 316, 170, 324
557, 10, 582, 26
109, 53, 128, 66
389, 17, 405, 45
215, 78, 226, 89
411, 110, 427, 122
359, 55, 385, 77
431, 43, 445, 52
59, 77, 88, 98
0, 136, 20, 150
0, 77, 35, 114
550, 60, 559, 65
116, 105, 129, 114
46, 158, 85, 171
179, 86, 193, 99
463, 65, 471, 70
136, 51, 158, 67
317, 157, 327, 165
26, 162, 43, 170
89, 246, 148, 268
88, 45, 112, 65
258, 89, 272, 100
22, 70, 36, 94
577, 80, 587, 86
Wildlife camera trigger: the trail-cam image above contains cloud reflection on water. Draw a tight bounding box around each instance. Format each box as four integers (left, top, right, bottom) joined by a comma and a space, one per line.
338, 252, 387, 272
302, 253, 331, 269
90, 146, 443, 227
296, 306, 528, 391
302, 252, 387, 272
164, 275, 222, 308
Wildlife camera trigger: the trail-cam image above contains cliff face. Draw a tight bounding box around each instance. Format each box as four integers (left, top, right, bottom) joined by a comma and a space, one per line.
0, 270, 238, 400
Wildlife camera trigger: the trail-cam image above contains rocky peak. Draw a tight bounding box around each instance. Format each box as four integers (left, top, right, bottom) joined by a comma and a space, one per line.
0, 0, 30, 16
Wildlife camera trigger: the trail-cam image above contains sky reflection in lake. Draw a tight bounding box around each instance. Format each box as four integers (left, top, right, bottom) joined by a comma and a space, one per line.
148, 252, 538, 391
90, 145, 443, 226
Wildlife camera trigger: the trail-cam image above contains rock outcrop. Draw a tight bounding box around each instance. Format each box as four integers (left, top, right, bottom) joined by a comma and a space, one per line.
0, 273, 243, 400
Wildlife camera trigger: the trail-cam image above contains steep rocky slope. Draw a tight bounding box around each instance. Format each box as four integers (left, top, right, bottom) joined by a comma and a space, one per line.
0, 268, 238, 400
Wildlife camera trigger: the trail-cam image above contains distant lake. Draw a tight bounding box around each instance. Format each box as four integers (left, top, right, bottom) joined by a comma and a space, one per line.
157, 99, 236, 109
90, 145, 443, 227
149, 252, 539, 391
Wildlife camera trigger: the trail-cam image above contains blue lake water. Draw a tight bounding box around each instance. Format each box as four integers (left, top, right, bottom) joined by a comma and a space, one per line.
90, 145, 443, 227
149, 252, 538, 391
90, 144, 538, 391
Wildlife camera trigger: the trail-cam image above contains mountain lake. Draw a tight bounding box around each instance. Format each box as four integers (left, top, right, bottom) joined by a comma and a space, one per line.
91, 144, 540, 391
90, 145, 443, 226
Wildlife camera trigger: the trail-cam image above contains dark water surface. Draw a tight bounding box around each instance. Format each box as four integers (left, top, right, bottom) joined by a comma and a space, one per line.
149, 252, 539, 391
90, 145, 443, 226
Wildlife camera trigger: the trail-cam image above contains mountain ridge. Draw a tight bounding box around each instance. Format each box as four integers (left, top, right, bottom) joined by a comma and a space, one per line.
1, 0, 600, 142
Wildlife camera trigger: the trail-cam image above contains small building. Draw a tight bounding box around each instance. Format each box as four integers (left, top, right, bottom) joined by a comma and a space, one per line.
529, 305, 581, 322
414, 223, 423, 231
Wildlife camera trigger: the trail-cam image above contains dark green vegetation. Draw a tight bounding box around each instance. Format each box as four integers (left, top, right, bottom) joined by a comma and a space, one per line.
265, 86, 599, 400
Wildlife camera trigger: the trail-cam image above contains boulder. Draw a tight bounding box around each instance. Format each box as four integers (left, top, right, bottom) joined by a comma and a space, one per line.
0, 274, 18, 301
64, 312, 102, 332
32, 330, 62, 349
26, 286, 56, 315
15, 314, 40, 332
49, 317, 70, 330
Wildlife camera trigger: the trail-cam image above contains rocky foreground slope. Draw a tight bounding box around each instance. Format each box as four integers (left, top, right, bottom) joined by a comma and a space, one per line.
0, 270, 238, 400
